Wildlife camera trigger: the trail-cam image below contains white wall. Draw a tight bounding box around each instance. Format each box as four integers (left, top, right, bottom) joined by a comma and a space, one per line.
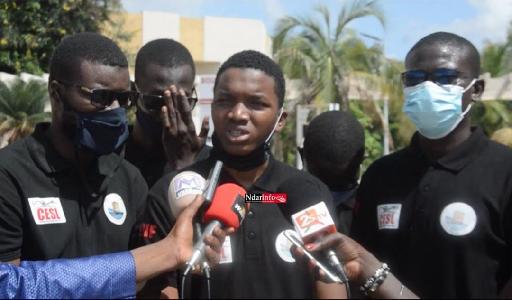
142, 11, 180, 45
203, 16, 269, 62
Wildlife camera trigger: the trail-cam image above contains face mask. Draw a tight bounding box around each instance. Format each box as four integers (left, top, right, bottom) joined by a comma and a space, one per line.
211, 108, 284, 171
403, 79, 476, 140
74, 107, 129, 155
136, 109, 162, 141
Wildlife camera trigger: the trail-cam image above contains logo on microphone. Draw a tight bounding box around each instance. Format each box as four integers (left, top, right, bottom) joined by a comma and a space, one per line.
245, 193, 287, 204
295, 208, 327, 234
231, 194, 248, 222
172, 172, 205, 199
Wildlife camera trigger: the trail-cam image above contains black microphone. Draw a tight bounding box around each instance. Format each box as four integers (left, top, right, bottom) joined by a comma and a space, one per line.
203, 160, 223, 203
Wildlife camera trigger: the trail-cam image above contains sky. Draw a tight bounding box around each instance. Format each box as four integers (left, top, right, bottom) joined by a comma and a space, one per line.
121, 0, 512, 60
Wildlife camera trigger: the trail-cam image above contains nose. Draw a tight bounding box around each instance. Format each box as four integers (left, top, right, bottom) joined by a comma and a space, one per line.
228, 102, 250, 122
104, 99, 120, 111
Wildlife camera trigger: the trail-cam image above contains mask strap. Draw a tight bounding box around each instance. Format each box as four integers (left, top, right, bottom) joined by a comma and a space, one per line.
264, 107, 284, 144
463, 79, 477, 93
461, 80, 477, 117
461, 103, 472, 117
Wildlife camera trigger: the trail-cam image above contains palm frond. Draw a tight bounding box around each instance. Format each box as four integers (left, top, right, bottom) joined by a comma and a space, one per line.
0, 78, 48, 145
335, 0, 386, 41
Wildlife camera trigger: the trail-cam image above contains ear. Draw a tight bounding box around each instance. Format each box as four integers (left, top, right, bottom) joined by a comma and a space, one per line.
274, 110, 288, 133
472, 79, 485, 101
49, 80, 64, 110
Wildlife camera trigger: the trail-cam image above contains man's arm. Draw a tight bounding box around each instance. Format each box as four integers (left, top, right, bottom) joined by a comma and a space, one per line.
132, 173, 180, 298
0, 196, 228, 299
296, 232, 418, 299
0, 252, 136, 299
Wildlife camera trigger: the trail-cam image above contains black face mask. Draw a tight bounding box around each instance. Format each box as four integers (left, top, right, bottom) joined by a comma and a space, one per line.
135, 109, 162, 141
60, 101, 128, 155
210, 133, 269, 171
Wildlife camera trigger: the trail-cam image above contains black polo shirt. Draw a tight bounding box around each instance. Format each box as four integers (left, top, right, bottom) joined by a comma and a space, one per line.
331, 187, 357, 234
124, 125, 211, 188
351, 128, 512, 298
139, 155, 338, 298
0, 123, 148, 261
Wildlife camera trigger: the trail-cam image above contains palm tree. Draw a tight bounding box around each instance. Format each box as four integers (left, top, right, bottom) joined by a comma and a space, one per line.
482, 21, 512, 77
0, 79, 50, 145
273, 0, 385, 111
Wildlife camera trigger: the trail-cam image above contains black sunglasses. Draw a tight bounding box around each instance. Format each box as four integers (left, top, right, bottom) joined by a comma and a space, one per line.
401, 68, 466, 87
137, 87, 198, 112
56, 80, 139, 108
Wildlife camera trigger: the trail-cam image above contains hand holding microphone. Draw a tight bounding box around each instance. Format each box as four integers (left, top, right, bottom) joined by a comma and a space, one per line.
299, 233, 418, 299
290, 202, 349, 284
158, 194, 231, 274
183, 182, 248, 276
167, 166, 237, 272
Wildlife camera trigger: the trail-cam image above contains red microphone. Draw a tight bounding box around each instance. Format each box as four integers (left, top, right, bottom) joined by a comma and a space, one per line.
183, 183, 248, 276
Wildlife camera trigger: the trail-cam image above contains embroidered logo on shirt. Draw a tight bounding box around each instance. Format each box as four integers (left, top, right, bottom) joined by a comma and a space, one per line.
440, 202, 477, 236
275, 229, 296, 263
219, 236, 233, 264
139, 223, 157, 240
377, 204, 402, 230
103, 193, 127, 225
28, 197, 67, 225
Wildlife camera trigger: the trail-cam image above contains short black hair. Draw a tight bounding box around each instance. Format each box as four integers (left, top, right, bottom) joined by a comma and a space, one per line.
303, 111, 365, 189
135, 38, 195, 78
406, 31, 481, 77
214, 50, 285, 107
49, 32, 128, 81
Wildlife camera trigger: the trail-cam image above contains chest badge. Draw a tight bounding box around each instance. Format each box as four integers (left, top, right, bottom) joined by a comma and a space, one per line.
28, 197, 67, 225
377, 204, 402, 230
219, 236, 233, 264
440, 202, 477, 236
275, 229, 296, 263
103, 193, 127, 225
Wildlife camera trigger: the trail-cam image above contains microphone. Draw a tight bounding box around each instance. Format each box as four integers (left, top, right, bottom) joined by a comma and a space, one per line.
168, 171, 206, 217
291, 202, 348, 283
203, 160, 223, 203
183, 183, 248, 276
277, 176, 349, 284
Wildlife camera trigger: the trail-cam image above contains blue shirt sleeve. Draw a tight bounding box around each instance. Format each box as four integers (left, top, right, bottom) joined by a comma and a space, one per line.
0, 252, 136, 299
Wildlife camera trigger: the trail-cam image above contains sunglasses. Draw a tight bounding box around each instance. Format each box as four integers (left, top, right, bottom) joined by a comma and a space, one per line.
137, 87, 198, 112
56, 80, 139, 108
401, 68, 465, 87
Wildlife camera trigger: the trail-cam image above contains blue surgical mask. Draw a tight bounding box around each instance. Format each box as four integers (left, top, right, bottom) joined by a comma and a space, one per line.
75, 107, 129, 155
403, 79, 476, 140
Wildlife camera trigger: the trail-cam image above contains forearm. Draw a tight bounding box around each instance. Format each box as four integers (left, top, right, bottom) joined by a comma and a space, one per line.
0, 253, 136, 299
315, 280, 346, 299
367, 273, 418, 299
131, 238, 178, 283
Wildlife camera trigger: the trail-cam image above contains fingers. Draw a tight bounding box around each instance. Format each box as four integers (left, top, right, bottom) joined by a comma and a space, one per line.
199, 117, 209, 140
203, 228, 224, 252
162, 90, 178, 136
306, 232, 345, 253
204, 245, 221, 266
290, 244, 304, 260
177, 88, 197, 134
178, 194, 205, 220
211, 226, 227, 245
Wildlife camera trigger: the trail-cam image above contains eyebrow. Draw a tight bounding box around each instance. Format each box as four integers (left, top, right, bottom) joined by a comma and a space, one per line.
215, 89, 268, 99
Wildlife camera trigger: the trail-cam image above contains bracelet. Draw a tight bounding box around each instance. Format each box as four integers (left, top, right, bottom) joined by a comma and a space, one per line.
360, 263, 390, 296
